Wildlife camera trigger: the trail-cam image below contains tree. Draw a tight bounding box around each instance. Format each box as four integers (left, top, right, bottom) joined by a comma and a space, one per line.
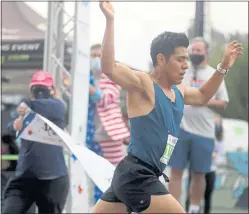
208, 36, 248, 121
217, 43, 248, 121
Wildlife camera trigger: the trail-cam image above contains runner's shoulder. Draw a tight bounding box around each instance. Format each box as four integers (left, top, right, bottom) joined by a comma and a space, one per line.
133, 71, 152, 86
130, 71, 153, 99
132, 70, 150, 78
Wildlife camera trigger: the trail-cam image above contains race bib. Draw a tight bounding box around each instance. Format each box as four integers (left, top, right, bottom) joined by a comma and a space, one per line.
160, 134, 178, 165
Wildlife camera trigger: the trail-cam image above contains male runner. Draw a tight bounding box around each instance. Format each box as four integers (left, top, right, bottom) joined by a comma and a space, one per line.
92, 2, 243, 213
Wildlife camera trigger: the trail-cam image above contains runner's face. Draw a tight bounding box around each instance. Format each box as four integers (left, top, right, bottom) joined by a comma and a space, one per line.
161, 47, 189, 85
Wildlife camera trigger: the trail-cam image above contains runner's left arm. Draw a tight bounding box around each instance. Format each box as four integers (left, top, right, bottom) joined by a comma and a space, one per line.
183, 40, 243, 105
183, 71, 226, 105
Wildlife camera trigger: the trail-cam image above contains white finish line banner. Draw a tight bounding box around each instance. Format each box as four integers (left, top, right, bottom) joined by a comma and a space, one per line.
18, 111, 115, 193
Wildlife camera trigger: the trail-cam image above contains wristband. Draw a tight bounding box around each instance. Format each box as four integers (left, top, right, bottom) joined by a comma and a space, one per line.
90, 88, 102, 102
217, 63, 229, 75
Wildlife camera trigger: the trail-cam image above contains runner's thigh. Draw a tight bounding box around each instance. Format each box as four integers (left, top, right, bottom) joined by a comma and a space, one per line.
91, 200, 127, 213
142, 194, 186, 213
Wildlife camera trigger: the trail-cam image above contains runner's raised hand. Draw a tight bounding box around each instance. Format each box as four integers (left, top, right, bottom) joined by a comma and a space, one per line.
100, 1, 114, 20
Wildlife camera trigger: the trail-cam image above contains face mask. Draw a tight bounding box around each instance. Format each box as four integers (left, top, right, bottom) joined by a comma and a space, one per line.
189, 54, 205, 66
90, 57, 101, 72
31, 86, 51, 99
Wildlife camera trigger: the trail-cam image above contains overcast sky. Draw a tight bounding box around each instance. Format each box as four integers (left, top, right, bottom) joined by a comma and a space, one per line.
26, 2, 248, 70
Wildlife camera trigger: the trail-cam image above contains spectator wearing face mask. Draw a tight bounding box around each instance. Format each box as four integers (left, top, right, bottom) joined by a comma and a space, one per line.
2, 71, 69, 214
168, 37, 229, 214
90, 44, 130, 166
87, 44, 130, 203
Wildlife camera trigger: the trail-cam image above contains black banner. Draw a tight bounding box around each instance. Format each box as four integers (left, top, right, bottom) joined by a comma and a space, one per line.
1, 54, 71, 70
1, 39, 44, 54
1, 39, 72, 70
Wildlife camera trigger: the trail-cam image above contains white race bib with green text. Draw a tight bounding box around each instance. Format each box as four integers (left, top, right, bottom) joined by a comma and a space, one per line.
160, 134, 178, 165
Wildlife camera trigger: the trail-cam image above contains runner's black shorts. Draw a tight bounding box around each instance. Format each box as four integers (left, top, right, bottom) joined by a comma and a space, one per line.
100, 154, 169, 213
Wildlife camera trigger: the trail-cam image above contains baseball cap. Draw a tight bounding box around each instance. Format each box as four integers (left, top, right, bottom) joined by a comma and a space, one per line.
29, 71, 54, 88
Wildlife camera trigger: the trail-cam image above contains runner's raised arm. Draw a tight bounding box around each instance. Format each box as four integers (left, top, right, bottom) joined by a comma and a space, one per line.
100, 1, 144, 92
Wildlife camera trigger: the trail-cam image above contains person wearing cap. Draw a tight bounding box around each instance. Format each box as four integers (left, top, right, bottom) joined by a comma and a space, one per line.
2, 71, 69, 214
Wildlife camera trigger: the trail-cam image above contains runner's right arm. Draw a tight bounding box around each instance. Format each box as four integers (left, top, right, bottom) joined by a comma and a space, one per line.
100, 1, 144, 92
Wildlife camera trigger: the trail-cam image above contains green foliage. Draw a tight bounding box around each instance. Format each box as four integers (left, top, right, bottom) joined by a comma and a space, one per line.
209, 42, 248, 121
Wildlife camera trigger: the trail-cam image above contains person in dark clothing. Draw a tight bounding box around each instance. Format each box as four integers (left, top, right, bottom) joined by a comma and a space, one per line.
1, 134, 20, 172
1, 134, 19, 211
2, 71, 69, 214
